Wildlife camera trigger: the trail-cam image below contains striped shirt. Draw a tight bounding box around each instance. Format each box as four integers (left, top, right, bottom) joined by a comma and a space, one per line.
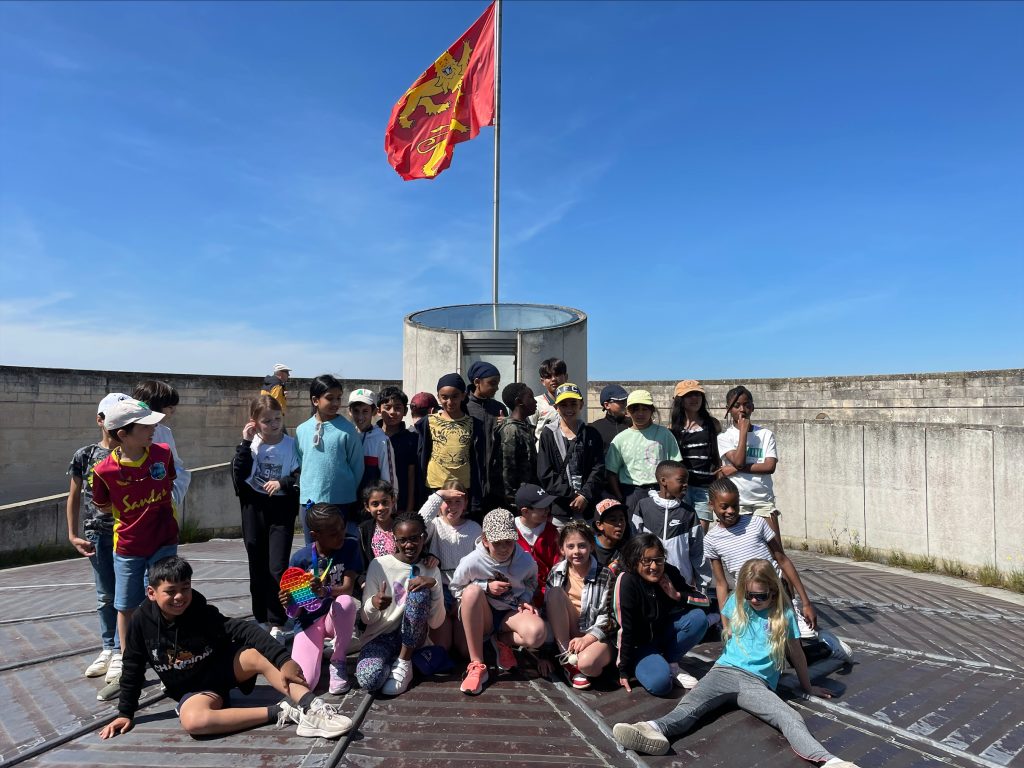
703, 515, 778, 580
676, 425, 717, 487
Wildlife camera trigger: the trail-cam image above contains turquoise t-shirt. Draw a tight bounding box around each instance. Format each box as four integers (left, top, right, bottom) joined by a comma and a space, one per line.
605, 425, 682, 485
716, 593, 799, 689
295, 415, 364, 504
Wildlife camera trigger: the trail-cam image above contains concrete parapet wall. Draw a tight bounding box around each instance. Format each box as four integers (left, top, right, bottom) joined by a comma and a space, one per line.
1, 365, 1021, 571
0, 463, 239, 555
764, 421, 1023, 571
1, 425, 1021, 571
0, 366, 400, 504
585, 369, 1023, 427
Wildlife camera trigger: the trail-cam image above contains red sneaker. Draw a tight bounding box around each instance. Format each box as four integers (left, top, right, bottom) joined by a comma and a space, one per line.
563, 662, 590, 690
492, 637, 518, 671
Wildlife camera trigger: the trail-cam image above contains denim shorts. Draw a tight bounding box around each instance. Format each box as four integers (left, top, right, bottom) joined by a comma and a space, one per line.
686, 486, 714, 522
457, 596, 513, 636
113, 543, 178, 611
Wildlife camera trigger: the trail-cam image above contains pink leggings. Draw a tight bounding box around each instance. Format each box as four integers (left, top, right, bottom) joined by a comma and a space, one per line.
291, 595, 357, 688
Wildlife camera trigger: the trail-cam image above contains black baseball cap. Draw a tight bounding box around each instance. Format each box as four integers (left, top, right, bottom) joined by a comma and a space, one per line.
515, 484, 558, 510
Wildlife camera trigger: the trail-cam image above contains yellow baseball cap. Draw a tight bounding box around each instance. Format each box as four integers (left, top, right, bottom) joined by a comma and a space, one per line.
626, 389, 654, 407
554, 383, 583, 404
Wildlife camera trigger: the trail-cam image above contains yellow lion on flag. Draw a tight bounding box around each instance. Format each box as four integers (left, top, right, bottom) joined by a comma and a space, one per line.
398, 42, 472, 129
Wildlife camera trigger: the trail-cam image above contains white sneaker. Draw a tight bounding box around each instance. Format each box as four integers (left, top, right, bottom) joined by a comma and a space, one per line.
85, 649, 113, 678
612, 721, 670, 755
276, 699, 303, 727
104, 652, 123, 683
296, 698, 352, 739
270, 626, 289, 643
669, 662, 699, 689
380, 658, 413, 696
672, 669, 699, 689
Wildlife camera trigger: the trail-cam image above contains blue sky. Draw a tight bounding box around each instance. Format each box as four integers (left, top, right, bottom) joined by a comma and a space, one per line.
1, 1, 1021, 381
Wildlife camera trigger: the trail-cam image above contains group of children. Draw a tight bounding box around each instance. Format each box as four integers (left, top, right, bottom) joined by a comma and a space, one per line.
65, 367, 860, 764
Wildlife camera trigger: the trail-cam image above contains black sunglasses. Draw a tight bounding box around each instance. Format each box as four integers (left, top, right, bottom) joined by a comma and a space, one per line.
745, 591, 772, 602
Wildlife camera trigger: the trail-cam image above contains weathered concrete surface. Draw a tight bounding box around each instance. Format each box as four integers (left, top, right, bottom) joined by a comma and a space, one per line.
585, 369, 1024, 427
0, 463, 238, 554
863, 423, 928, 557
772, 422, 807, 540
804, 423, 865, 548
401, 321, 459, 413
926, 426, 996, 567
994, 428, 1024, 571
402, 305, 589, 413
0, 366, 400, 504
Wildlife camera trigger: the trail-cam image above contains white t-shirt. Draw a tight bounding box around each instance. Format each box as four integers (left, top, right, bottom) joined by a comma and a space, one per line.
154, 423, 190, 509
247, 434, 300, 495
717, 425, 778, 504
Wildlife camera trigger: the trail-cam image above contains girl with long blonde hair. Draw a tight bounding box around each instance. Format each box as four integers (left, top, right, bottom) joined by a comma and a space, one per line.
613, 559, 861, 767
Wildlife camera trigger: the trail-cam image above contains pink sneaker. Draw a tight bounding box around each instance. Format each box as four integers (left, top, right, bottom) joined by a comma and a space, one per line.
460, 661, 489, 695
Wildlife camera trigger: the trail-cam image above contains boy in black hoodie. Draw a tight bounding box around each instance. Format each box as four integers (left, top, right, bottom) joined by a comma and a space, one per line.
99, 556, 352, 741
537, 383, 605, 526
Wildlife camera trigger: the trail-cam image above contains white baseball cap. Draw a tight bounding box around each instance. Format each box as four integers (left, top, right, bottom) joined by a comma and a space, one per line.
348, 388, 376, 406
273, 363, 291, 373
103, 400, 165, 431
97, 392, 131, 416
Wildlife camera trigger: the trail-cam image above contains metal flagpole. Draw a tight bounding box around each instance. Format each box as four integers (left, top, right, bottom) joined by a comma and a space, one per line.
491, 0, 502, 325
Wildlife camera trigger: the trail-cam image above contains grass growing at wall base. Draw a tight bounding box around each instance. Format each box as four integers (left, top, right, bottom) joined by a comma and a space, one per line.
0, 543, 77, 569
0, 522, 216, 569
784, 537, 1024, 595
178, 519, 211, 544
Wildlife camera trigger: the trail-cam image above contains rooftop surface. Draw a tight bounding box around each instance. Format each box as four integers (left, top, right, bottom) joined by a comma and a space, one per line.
2, 541, 1022, 768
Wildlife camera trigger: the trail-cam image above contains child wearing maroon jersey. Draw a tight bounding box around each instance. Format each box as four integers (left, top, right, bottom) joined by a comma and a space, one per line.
91, 399, 179, 699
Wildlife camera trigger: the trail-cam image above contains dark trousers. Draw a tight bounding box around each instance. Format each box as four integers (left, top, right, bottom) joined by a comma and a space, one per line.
240, 490, 297, 627
621, 483, 658, 517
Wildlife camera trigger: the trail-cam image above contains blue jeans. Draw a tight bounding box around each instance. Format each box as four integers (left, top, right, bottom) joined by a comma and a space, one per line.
634, 608, 709, 696
113, 543, 178, 611
85, 529, 118, 650
687, 486, 713, 523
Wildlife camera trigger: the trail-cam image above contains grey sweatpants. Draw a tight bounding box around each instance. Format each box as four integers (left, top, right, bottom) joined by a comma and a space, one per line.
653, 665, 834, 763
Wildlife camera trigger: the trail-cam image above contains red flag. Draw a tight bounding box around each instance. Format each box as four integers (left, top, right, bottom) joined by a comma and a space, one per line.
385, 3, 496, 180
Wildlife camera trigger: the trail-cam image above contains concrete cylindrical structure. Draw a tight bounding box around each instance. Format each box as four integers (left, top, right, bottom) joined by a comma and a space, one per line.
403, 303, 587, 401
